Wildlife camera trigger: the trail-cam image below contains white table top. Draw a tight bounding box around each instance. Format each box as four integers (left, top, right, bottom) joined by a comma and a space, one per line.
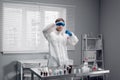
30, 68, 110, 78
76, 70, 110, 76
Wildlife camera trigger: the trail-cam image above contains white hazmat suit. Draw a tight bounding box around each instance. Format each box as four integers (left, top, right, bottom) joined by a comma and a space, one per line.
43, 23, 79, 67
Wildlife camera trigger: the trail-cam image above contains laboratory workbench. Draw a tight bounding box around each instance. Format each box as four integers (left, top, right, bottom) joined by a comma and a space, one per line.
29, 68, 110, 80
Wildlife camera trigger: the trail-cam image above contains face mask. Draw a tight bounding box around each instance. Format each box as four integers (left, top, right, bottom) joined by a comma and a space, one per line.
56, 22, 65, 27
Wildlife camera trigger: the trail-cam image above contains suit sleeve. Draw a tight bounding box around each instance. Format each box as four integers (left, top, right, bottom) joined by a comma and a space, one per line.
67, 32, 79, 46
42, 23, 55, 40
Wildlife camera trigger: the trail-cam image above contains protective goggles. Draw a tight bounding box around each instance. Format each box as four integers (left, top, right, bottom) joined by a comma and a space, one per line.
56, 22, 65, 27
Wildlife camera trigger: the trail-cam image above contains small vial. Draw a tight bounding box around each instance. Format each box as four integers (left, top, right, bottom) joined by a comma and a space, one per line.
74, 69, 77, 74
48, 69, 52, 76
78, 69, 81, 74
64, 69, 67, 74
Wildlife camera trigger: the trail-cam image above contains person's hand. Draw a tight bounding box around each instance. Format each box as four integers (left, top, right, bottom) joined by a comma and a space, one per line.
65, 30, 72, 36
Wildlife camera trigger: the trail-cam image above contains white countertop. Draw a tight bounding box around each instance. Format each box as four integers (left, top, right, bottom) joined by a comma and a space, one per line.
30, 68, 110, 78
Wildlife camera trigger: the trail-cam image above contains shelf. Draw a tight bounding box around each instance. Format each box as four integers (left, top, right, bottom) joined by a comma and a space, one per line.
82, 61, 103, 63
83, 49, 102, 51
96, 60, 103, 62
83, 38, 100, 40
81, 34, 104, 69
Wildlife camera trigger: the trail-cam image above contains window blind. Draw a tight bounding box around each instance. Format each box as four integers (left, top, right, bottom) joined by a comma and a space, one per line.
2, 2, 75, 54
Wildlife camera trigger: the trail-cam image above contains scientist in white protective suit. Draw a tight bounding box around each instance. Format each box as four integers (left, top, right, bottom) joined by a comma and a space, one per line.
43, 18, 79, 67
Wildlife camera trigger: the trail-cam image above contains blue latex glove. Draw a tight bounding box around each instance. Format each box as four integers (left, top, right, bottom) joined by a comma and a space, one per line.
56, 22, 65, 27
65, 30, 72, 36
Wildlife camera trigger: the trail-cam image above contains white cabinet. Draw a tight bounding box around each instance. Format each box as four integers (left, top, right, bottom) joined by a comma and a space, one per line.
81, 34, 104, 69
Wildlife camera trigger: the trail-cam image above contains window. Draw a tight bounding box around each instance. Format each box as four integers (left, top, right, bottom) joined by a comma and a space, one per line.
2, 2, 75, 54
